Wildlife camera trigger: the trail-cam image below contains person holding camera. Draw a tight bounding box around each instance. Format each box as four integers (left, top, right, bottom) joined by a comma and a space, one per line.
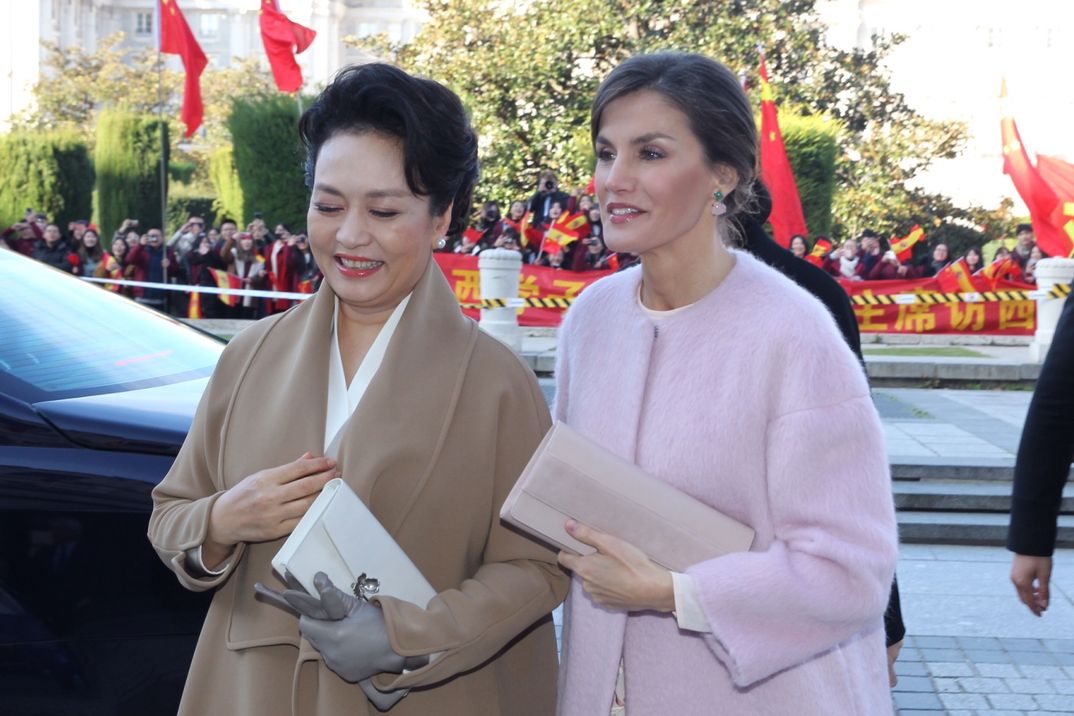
526, 170, 570, 228
472, 201, 503, 248
1, 208, 44, 256
170, 215, 205, 260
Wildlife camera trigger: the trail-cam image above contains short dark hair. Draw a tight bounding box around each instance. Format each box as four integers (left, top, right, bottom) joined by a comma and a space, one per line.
1016, 223, 1033, 235
591, 52, 758, 217
860, 229, 879, 239
219, 218, 237, 228
298, 63, 479, 236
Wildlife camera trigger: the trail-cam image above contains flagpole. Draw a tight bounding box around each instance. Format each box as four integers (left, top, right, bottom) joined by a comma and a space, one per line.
156, 0, 166, 234
156, 0, 170, 313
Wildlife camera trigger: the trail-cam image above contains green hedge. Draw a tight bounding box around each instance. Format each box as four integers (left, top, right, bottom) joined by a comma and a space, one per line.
166, 186, 217, 235
781, 114, 840, 238
208, 145, 244, 226
93, 107, 169, 236
228, 95, 308, 230
0, 129, 94, 229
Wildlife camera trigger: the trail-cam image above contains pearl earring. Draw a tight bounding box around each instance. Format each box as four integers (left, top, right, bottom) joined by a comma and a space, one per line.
711, 190, 727, 217
435, 237, 447, 249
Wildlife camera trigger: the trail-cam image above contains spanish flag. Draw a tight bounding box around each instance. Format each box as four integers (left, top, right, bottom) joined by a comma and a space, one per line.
519, 212, 544, 248
804, 238, 831, 268
209, 268, 243, 306
188, 291, 202, 319
99, 252, 122, 291
540, 212, 587, 257
977, 256, 1022, 289
891, 226, 924, 263
934, 258, 978, 293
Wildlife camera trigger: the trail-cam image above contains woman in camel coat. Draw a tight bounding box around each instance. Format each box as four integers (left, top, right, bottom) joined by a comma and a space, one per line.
148, 63, 567, 716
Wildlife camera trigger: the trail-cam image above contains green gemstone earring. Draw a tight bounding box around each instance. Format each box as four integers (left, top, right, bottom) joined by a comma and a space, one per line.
712, 190, 727, 217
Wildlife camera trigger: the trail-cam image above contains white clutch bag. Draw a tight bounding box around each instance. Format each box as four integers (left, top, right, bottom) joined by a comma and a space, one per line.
271, 478, 436, 608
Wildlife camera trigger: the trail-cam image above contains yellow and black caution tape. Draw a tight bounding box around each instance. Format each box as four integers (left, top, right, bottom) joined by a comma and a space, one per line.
850, 283, 1070, 306
461, 282, 1074, 310
460, 297, 576, 309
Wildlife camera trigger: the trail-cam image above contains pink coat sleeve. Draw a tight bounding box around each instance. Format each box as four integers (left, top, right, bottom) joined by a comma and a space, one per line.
687, 357, 898, 687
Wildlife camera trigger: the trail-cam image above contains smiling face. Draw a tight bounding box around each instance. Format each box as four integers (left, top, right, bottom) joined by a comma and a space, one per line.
82, 230, 99, 248
308, 131, 450, 319
593, 90, 730, 256
789, 235, 808, 257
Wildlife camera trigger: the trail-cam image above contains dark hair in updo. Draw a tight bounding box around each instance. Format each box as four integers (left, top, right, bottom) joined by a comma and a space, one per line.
298, 63, 479, 236
591, 52, 758, 218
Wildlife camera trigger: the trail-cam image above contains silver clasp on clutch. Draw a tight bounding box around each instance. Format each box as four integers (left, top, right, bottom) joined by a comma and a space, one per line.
350, 572, 381, 601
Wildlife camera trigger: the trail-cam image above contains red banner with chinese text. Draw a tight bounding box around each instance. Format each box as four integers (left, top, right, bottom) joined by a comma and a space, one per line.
840, 277, 1036, 335
434, 254, 1038, 334
434, 254, 611, 327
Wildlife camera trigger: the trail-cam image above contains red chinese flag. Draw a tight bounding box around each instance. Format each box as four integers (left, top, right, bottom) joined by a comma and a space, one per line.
259, 0, 316, 93
891, 225, 924, 263
209, 268, 243, 306
934, 258, 978, 293
758, 53, 807, 247
462, 227, 483, 244
804, 238, 831, 267
1035, 155, 1074, 256
1000, 80, 1071, 257
159, 0, 207, 137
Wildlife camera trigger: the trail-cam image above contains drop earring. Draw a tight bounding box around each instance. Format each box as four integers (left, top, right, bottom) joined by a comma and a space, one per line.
711, 190, 727, 217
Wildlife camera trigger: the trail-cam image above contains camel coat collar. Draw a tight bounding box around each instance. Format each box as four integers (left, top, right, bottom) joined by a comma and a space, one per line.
259, 257, 477, 533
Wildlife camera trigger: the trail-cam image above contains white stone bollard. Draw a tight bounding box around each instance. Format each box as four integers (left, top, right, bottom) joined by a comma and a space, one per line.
1029, 257, 1074, 362
477, 247, 523, 352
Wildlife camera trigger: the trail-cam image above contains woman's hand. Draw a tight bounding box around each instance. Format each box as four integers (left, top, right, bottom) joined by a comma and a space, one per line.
557, 519, 675, 612
204, 453, 338, 568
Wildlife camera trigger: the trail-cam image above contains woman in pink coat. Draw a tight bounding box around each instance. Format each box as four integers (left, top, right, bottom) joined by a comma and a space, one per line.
553, 52, 899, 715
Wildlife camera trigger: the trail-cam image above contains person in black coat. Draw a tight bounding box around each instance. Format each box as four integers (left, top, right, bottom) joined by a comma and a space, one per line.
1008, 296, 1074, 616
32, 223, 74, 272
525, 169, 571, 228
736, 180, 905, 685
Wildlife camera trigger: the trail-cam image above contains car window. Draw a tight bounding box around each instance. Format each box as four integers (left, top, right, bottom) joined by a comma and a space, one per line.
0, 253, 224, 400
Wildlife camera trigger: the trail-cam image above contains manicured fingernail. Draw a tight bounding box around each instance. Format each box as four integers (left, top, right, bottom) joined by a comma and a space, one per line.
565, 519, 577, 532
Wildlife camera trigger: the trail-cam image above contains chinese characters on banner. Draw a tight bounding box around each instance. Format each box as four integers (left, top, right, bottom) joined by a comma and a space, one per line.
433, 254, 611, 327
433, 254, 1038, 335
840, 277, 1036, 335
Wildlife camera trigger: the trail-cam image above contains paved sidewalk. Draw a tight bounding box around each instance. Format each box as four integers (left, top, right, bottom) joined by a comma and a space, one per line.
894, 544, 1074, 715
874, 388, 1030, 464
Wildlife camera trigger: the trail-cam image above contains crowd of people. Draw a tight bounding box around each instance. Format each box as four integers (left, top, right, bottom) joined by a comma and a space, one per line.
441, 169, 637, 272
793, 223, 1044, 285
0, 208, 322, 318
0, 190, 1047, 321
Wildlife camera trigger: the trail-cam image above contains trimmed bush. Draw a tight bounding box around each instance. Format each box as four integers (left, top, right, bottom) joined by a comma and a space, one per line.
228, 96, 308, 230
208, 145, 244, 226
781, 114, 840, 238
0, 129, 94, 229
93, 107, 169, 236
166, 185, 217, 235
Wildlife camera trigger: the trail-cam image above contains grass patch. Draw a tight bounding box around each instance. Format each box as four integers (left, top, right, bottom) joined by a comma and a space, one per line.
863, 346, 989, 358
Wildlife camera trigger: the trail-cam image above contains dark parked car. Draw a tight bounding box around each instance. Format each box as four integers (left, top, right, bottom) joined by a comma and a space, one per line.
0, 249, 224, 715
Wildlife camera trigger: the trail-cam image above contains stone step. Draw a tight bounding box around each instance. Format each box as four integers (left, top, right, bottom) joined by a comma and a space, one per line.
890, 460, 1074, 483
898, 511, 1074, 546
893, 480, 1074, 513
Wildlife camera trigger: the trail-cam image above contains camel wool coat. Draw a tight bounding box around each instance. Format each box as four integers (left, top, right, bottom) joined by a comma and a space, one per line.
148, 259, 568, 716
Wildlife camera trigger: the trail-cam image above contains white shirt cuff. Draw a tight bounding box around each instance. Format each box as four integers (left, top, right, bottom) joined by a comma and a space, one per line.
185, 545, 231, 576
671, 571, 712, 633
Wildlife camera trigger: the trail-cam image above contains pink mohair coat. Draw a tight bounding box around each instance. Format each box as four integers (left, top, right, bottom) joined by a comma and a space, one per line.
554, 250, 898, 716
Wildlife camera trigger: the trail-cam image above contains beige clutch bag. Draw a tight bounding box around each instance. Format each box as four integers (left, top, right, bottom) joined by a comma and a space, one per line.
500, 422, 755, 572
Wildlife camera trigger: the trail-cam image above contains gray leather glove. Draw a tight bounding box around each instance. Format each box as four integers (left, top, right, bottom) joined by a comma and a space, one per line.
359, 678, 409, 711
254, 572, 428, 685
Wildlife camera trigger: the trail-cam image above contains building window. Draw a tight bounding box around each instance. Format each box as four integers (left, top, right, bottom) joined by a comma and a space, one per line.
135, 12, 153, 36
199, 13, 221, 40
